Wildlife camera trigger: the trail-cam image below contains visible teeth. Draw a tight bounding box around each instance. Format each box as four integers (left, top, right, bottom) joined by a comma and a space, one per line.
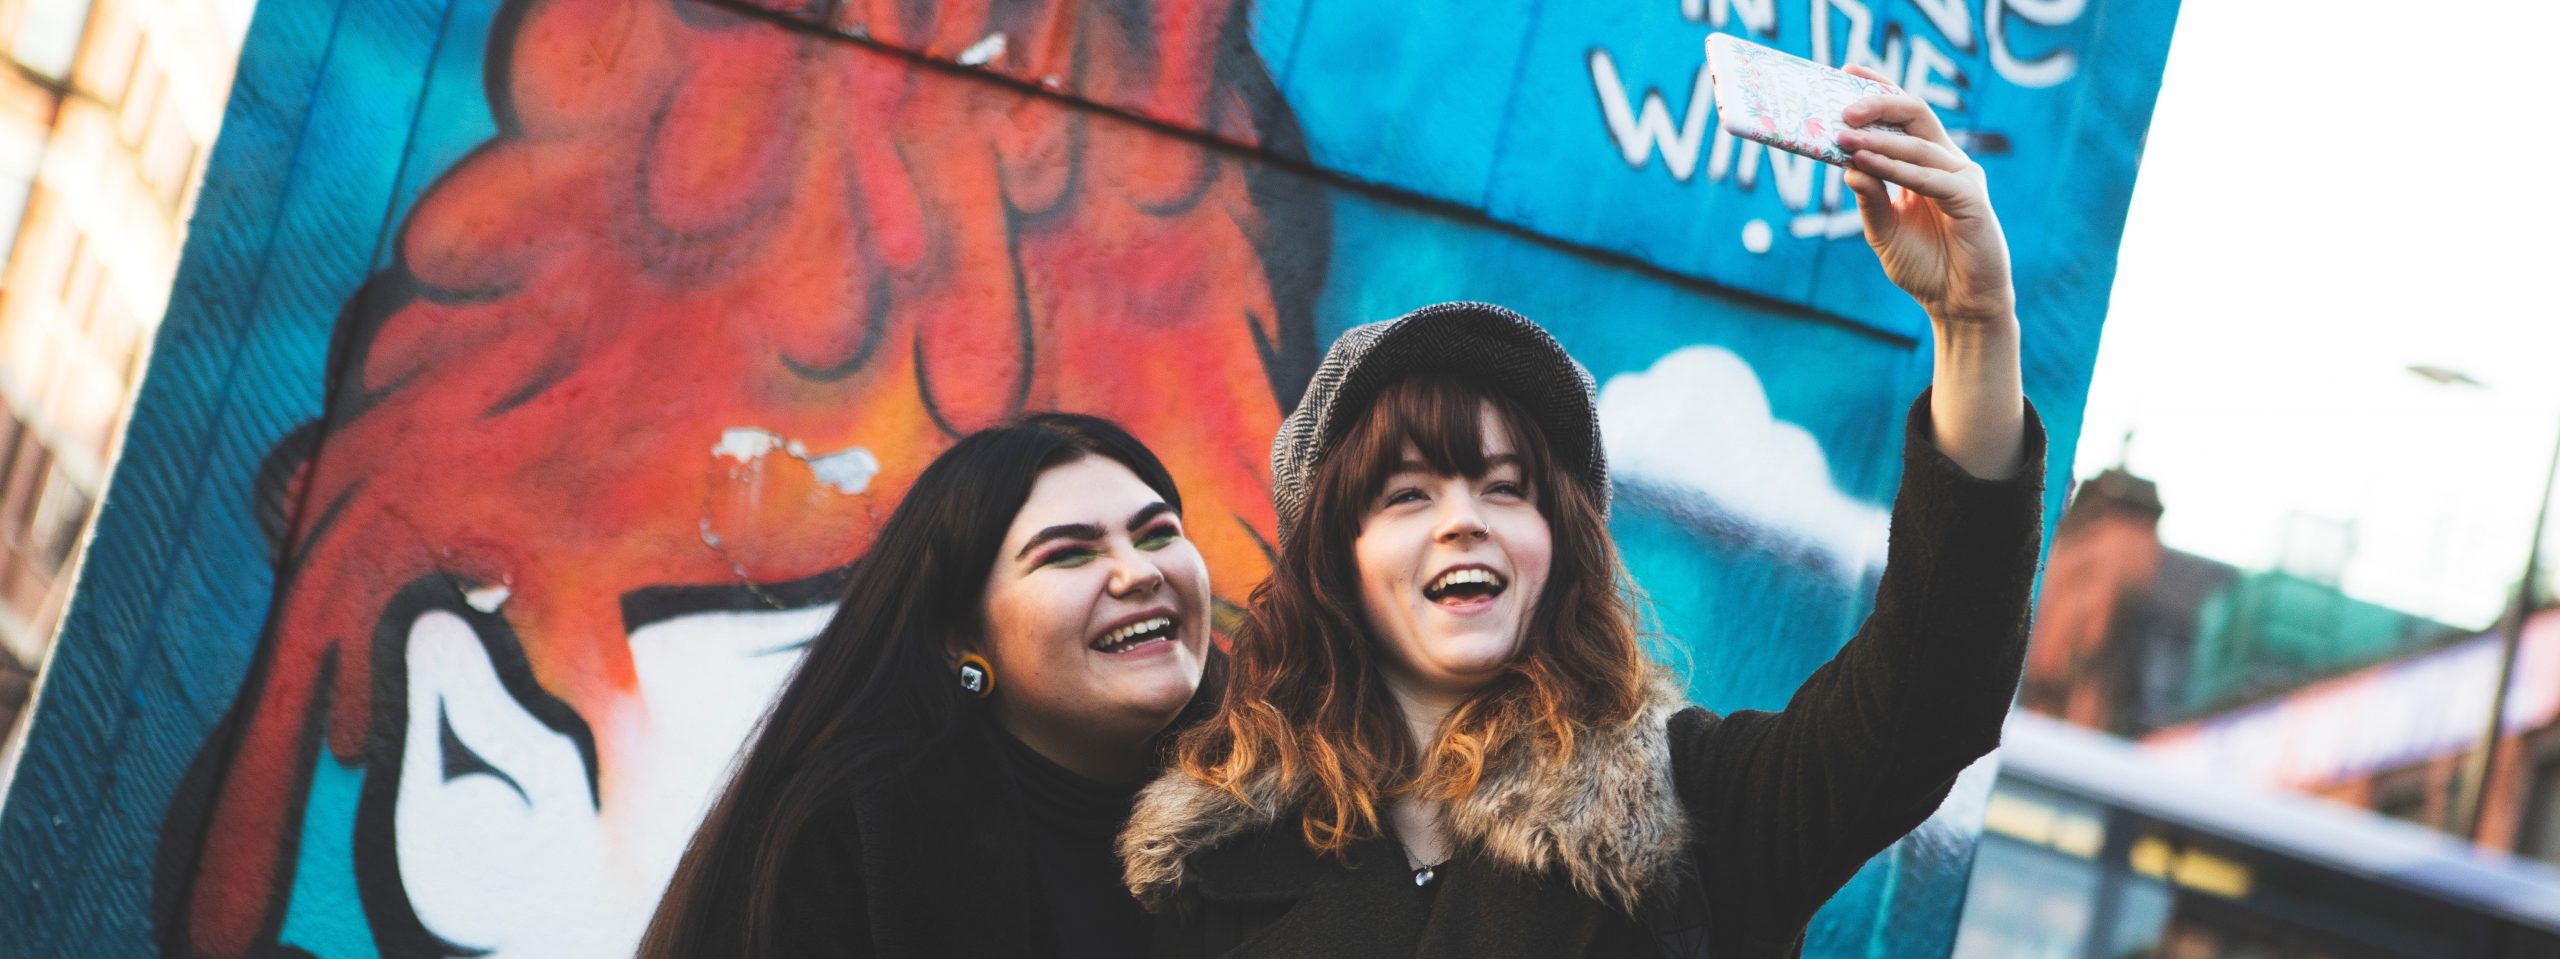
1428, 568, 1505, 594
1097, 616, 1172, 651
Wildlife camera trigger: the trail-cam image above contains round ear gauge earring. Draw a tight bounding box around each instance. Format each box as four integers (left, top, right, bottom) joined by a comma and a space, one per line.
956, 653, 995, 699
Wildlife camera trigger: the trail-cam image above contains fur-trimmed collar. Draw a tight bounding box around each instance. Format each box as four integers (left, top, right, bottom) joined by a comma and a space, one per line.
1119, 672, 1694, 914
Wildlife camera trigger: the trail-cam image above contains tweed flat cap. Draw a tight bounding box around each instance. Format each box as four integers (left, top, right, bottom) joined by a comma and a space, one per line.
1271, 301, 1607, 546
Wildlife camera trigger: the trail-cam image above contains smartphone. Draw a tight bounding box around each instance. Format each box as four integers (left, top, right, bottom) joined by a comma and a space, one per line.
1704, 33, 1903, 167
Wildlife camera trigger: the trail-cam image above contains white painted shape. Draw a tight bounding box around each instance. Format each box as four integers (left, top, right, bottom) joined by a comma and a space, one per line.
464, 586, 511, 613
711, 428, 785, 463
1589, 51, 1713, 181
1766, 147, 1817, 211
1905, 0, 1975, 48
393, 603, 826, 957
1902, 34, 1965, 110
626, 604, 830, 843
958, 32, 1007, 66
1809, 0, 1875, 69
801, 447, 881, 495
1685, 0, 1774, 34
2000, 0, 2087, 25
1986, 0, 2079, 87
396, 611, 611, 957
1741, 219, 1773, 254
1599, 346, 1890, 576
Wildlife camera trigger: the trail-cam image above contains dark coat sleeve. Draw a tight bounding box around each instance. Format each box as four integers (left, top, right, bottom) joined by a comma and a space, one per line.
1670, 390, 2047, 956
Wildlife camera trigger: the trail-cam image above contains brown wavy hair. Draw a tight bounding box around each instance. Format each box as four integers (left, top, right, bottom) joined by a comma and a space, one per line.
1173, 373, 1652, 854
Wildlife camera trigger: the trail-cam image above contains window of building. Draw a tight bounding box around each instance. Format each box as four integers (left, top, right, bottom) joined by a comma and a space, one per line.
2520, 752, 2560, 864
140, 101, 194, 205
61, 237, 101, 323
2369, 763, 2432, 826
0, 410, 23, 495
24, 463, 91, 575
76, 7, 141, 101
0, 122, 46, 274
8, 0, 97, 84
119, 62, 162, 147
0, 441, 52, 551
57, 232, 86, 302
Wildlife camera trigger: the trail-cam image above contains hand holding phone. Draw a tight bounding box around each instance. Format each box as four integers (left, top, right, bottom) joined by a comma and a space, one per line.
1705, 34, 1903, 167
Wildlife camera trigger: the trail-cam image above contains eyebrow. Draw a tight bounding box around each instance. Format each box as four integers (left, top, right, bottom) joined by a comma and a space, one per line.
1014, 501, 1177, 560
1127, 501, 1176, 530
1389, 453, 1525, 475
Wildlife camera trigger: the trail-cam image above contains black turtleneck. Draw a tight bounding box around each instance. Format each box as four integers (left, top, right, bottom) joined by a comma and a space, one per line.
996, 730, 1149, 959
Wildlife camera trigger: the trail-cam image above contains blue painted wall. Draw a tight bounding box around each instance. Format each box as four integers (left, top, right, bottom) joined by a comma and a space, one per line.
0, 0, 2178, 955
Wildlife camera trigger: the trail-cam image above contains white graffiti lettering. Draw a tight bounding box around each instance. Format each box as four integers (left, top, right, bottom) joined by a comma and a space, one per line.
1593, 0, 2086, 252
1589, 50, 1716, 182
1904, 34, 1965, 110
1987, 0, 2082, 87
1683, 0, 1777, 35
1809, 0, 1881, 69
1907, 0, 1975, 50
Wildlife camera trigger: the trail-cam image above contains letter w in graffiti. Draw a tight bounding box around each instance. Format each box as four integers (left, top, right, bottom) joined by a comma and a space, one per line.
1589, 50, 1714, 182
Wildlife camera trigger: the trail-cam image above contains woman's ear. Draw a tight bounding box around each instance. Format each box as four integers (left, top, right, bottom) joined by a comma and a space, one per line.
947, 633, 996, 700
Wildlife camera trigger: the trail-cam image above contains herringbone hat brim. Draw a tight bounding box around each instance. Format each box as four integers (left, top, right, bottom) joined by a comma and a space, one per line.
1271, 301, 1607, 547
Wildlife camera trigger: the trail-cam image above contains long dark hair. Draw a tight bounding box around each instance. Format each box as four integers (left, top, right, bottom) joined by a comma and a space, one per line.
639, 413, 1186, 958
1174, 374, 1650, 855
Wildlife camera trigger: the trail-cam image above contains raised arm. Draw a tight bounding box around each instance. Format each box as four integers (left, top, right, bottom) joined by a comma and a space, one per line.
1668, 69, 2047, 953
1838, 64, 2025, 482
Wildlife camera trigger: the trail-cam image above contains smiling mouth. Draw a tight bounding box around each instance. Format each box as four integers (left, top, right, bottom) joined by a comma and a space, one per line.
1092, 615, 1177, 654
1423, 568, 1508, 606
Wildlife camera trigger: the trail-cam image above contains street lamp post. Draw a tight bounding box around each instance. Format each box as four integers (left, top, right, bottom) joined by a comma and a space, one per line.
2415, 365, 2560, 843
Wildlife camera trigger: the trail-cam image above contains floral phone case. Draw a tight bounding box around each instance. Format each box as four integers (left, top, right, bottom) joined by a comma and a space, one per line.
1705, 33, 1903, 167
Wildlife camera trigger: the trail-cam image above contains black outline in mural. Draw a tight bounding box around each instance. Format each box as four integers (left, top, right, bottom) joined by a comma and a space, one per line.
776, 288, 892, 382
151, 0, 1333, 953
354, 577, 588, 959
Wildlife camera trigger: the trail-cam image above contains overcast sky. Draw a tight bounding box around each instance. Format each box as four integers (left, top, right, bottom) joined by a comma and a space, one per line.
2076, 0, 2560, 630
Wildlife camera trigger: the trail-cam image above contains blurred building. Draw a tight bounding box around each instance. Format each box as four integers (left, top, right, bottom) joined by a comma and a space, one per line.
2025, 466, 2456, 738
2142, 610, 2560, 864
0, 0, 244, 741
2025, 465, 2560, 865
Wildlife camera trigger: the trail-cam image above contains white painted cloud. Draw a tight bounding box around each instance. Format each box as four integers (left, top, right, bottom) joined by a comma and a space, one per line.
1598, 346, 1888, 576
712, 428, 880, 495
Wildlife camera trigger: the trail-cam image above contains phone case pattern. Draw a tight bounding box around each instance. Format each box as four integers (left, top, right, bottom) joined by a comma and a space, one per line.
1706, 33, 1904, 167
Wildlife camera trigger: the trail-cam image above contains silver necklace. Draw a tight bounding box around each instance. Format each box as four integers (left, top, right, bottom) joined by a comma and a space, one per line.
1398, 839, 1447, 886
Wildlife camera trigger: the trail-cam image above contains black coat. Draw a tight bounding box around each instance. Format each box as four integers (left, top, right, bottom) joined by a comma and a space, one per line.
763, 660, 1226, 958
1126, 395, 2048, 959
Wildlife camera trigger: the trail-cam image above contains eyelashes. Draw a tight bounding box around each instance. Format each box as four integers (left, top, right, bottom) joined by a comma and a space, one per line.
1033, 522, 1184, 569
1376, 479, 1532, 510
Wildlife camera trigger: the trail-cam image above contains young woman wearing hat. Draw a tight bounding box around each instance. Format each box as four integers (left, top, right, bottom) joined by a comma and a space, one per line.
1119, 71, 2042, 957
640, 414, 1222, 958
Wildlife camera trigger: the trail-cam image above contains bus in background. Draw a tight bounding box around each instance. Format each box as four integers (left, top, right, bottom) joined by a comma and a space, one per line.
1955, 711, 2560, 958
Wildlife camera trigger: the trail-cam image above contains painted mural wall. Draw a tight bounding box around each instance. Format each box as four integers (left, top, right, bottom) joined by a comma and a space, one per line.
0, 0, 2180, 956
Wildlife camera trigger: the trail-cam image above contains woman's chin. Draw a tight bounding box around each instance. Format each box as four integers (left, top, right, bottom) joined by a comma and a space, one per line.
1424, 634, 1523, 685
1098, 667, 1205, 722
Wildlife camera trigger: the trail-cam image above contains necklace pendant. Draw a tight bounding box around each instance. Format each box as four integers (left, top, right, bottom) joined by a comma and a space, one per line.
1413, 865, 1436, 886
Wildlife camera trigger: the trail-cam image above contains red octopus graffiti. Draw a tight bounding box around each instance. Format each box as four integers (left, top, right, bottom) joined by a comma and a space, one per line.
153, 0, 1325, 954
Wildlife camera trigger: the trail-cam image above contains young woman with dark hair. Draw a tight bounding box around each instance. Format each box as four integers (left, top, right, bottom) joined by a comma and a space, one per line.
1120, 71, 2044, 957
639, 413, 1220, 958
